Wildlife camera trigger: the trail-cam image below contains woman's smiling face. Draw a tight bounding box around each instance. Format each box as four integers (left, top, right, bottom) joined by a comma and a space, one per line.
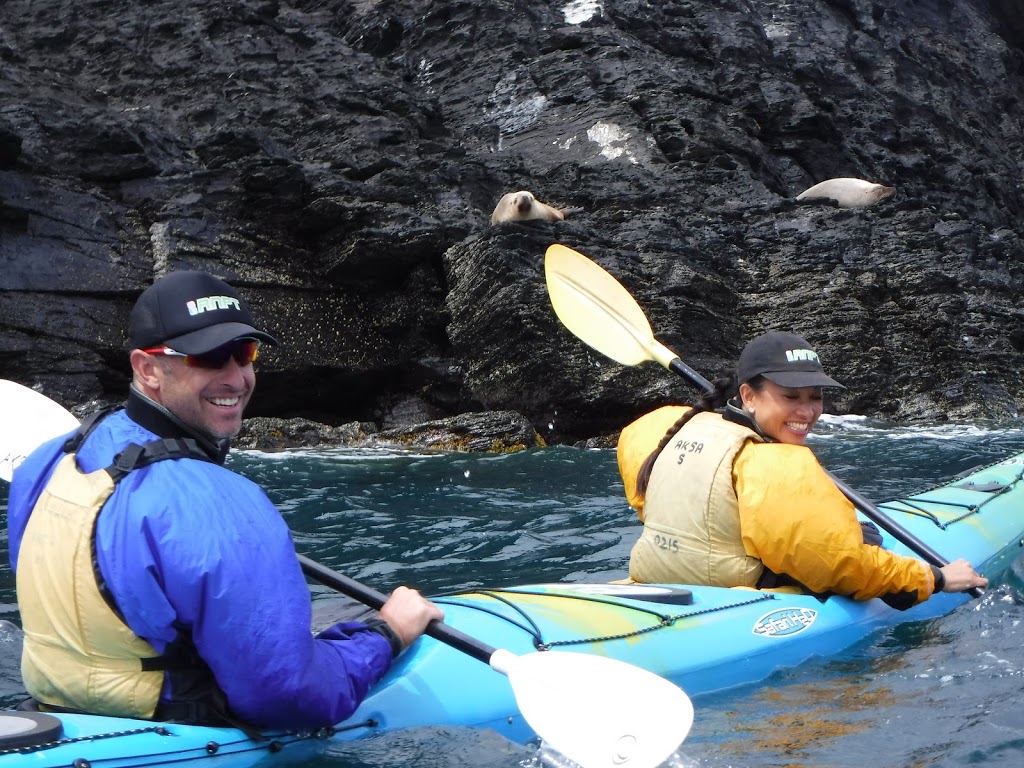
739, 379, 824, 445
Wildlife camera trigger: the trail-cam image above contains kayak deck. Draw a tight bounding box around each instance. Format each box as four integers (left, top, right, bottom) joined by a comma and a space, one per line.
342, 449, 1024, 741
0, 712, 374, 768
3, 451, 1024, 767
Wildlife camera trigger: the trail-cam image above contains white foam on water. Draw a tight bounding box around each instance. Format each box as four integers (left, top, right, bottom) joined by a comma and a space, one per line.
814, 413, 1024, 441
236, 446, 443, 462
532, 740, 698, 768
817, 413, 874, 427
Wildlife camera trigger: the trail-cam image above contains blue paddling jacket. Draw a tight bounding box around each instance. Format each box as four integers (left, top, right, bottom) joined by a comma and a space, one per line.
8, 391, 395, 730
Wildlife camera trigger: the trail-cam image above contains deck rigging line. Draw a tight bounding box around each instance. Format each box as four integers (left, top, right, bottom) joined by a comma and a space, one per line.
878, 462, 1024, 528
432, 589, 777, 650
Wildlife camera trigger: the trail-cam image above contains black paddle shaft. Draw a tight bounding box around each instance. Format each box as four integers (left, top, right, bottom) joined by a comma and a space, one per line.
296, 555, 496, 665
669, 358, 712, 390
664, 355, 980, 598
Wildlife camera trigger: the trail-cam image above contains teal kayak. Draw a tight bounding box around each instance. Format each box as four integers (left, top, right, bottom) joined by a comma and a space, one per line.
3, 450, 1023, 767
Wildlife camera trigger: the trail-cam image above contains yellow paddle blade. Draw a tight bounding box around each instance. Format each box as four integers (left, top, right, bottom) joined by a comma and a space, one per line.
545, 244, 678, 368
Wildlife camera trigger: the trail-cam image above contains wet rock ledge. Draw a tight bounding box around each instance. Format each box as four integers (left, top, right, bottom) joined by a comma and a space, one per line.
234, 411, 547, 454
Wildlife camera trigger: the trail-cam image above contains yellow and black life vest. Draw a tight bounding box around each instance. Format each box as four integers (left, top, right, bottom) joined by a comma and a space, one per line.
16, 413, 239, 724
628, 411, 765, 586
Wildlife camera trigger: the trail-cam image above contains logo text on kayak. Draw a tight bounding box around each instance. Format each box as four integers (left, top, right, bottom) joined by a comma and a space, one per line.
752, 607, 818, 638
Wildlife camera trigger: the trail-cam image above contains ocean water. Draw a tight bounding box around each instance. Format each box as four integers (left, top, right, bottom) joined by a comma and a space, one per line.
2, 416, 1024, 767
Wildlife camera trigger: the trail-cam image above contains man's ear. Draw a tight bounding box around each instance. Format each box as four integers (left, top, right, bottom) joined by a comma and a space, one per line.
130, 349, 162, 392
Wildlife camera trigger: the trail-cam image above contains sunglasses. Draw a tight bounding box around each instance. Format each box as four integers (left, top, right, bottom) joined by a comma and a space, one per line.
144, 339, 261, 370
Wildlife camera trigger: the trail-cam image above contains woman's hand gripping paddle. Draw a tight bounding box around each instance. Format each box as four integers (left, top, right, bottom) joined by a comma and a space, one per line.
543, 244, 979, 597
0, 378, 695, 768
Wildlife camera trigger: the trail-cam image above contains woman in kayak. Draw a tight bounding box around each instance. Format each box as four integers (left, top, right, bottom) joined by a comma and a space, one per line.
618, 330, 988, 607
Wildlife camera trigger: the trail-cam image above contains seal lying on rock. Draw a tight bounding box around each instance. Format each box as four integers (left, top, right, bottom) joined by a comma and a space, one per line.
796, 178, 896, 208
491, 190, 573, 225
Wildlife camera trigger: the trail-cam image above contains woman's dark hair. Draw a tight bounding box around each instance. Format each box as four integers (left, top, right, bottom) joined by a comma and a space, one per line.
634, 375, 740, 497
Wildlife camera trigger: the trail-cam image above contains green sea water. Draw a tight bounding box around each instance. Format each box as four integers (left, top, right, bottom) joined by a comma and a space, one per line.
2, 416, 1024, 767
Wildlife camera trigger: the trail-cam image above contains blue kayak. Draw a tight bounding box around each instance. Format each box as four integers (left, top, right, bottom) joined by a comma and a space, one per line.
3, 450, 1024, 767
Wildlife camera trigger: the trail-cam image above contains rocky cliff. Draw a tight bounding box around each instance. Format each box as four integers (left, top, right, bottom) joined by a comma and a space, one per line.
2, 0, 1022, 446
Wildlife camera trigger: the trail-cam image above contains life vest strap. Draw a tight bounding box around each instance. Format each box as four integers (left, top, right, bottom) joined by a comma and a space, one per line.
107, 438, 211, 482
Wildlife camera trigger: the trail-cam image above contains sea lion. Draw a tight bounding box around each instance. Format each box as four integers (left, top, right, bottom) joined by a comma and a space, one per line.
490, 190, 570, 225
795, 178, 896, 208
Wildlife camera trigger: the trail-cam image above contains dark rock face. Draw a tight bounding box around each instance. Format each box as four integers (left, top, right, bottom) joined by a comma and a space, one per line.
2, 0, 1022, 446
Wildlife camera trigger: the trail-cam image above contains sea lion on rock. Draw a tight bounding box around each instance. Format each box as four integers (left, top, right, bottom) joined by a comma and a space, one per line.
490, 190, 571, 225
796, 178, 896, 208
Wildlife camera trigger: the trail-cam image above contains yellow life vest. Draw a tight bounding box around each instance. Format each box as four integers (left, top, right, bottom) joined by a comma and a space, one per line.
616, 405, 690, 520
628, 411, 765, 586
17, 454, 164, 718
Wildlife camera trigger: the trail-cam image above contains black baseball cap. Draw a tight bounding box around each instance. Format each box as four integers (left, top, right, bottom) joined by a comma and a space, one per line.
129, 271, 278, 354
736, 331, 844, 389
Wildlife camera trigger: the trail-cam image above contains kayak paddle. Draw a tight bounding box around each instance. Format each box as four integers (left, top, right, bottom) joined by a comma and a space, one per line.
544, 243, 980, 597
0, 378, 695, 768
0, 380, 80, 483
299, 555, 694, 768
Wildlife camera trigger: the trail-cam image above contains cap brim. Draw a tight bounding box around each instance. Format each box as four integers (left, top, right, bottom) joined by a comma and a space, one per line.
162, 322, 279, 354
762, 370, 846, 389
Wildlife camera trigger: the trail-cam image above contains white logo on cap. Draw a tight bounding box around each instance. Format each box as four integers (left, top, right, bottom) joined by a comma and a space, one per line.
187, 296, 240, 315
785, 349, 819, 363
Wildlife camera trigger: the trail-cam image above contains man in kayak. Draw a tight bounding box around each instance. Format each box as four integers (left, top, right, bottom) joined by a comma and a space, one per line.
7, 270, 443, 731
617, 330, 988, 607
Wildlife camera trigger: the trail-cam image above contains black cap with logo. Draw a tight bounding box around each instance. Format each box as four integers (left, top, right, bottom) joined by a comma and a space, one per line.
736, 331, 844, 389
129, 271, 278, 354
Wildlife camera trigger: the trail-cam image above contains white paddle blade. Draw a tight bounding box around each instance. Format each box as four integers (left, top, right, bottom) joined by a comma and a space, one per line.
545, 244, 659, 367
491, 649, 693, 768
0, 380, 79, 482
